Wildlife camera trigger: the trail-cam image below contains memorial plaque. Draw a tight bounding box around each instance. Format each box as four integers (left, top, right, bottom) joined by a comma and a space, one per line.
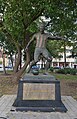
23, 83, 55, 100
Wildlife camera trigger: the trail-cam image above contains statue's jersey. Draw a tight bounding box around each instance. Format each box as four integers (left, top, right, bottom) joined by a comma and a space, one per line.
35, 33, 48, 48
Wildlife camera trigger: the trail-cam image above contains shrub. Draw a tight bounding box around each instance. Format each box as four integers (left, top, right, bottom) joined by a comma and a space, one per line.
0, 61, 2, 64
56, 69, 66, 74
56, 68, 77, 75
70, 69, 77, 75
64, 68, 71, 74
49, 67, 54, 72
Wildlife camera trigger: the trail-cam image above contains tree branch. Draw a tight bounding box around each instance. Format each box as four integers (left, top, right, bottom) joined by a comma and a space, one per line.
25, 8, 44, 29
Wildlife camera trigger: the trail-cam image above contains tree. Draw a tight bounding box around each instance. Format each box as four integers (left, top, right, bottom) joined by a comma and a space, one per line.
0, 0, 47, 79
0, 0, 77, 80
44, 0, 77, 67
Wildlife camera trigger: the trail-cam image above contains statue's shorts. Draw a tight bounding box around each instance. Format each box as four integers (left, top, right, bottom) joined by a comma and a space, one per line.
34, 47, 52, 62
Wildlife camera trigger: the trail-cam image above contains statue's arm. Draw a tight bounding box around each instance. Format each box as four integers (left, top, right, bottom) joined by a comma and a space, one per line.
47, 34, 66, 41
26, 34, 36, 49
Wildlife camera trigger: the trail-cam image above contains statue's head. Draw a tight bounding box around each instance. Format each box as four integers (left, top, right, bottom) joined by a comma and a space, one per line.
39, 23, 45, 33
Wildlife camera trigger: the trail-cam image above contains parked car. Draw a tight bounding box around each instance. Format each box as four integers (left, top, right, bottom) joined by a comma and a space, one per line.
0, 64, 3, 71
5, 66, 13, 71
0, 64, 13, 71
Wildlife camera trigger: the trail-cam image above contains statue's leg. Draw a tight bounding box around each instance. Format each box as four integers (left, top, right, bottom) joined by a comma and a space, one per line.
34, 48, 40, 63
26, 48, 40, 73
45, 59, 51, 71
26, 60, 36, 73
42, 48, 52, 74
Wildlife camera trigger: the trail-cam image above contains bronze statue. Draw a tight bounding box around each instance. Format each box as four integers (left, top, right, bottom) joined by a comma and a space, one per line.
26, 24, 65, 74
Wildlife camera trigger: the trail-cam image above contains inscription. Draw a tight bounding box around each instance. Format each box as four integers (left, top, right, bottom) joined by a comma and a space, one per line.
23, 83, 55, 100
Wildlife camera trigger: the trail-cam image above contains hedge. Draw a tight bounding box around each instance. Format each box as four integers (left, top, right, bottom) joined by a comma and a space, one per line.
56, 68, 77, 75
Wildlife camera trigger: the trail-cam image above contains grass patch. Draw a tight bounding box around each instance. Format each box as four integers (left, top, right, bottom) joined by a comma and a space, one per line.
50, 72, 77, 80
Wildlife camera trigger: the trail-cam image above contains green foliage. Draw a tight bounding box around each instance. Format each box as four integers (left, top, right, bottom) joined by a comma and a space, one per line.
0, 61, 2, 64
47, 40, 64, 58
49, 67, 54, 72
0, 32, 16, 57
56, 68, 77, 75
0, 0, 77, 71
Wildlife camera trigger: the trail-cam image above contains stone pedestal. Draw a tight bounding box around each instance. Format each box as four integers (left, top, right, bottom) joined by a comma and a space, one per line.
13, 74, 67, 112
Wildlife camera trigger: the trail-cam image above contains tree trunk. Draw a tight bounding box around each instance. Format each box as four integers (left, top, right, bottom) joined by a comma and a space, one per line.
13, 46, 21, 73
12, 50, 30, 81
19, 50, 22, 69
12, 32, 32, 80
64, 41, 66, 67
3, 53, 6, 74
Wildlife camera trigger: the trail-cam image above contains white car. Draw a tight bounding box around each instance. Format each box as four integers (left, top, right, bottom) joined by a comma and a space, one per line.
0, 64, 3, 71
0, 64, 13, 71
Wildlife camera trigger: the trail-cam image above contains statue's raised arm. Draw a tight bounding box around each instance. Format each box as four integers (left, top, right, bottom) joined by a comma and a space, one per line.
47, 34, 66, 41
